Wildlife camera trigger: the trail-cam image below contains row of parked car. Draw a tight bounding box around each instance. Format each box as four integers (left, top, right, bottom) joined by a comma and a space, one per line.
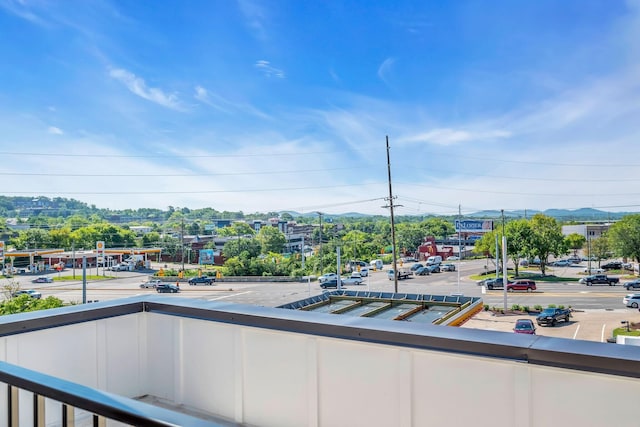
477, 277, 537, 292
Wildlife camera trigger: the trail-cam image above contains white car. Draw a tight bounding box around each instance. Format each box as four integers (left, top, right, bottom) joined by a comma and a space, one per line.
623, 294, 640, 308
447, 256, 460, 261
318, 273, 338, 284
584, 267, 604, 274
357, 267, 369, 277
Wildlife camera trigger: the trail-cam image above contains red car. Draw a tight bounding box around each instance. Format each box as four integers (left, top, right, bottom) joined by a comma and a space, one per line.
507, 280, 536, 292
513, 319, 536, 334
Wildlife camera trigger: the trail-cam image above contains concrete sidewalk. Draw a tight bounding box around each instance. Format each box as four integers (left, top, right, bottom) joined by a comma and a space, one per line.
461, 308, 640, 342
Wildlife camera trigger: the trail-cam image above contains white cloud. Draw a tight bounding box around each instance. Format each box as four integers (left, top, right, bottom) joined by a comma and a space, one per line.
377, 57, 396, 85
47, 126, 63, 135
255, 60, 285, 78
400, 128, 511, 146
109, 68, 183, 110
237, 0, 268, 42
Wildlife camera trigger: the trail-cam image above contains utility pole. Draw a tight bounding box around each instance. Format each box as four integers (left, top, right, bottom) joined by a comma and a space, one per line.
457, 204, 461, 294
384, 136, 401, 293
181, 218, 185, 272
317, 212, 324, 274
501, 209, 507, 311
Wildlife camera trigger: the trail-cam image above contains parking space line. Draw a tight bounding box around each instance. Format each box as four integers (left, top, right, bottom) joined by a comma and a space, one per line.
209, 291, 252, 301
601, 324, 606, 343
572, 324, 580, 340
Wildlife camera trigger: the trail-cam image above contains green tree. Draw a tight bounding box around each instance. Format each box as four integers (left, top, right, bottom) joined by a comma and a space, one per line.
505, 219, 534, 277
422, 218, 455, 240
591, 236, 611, 264
608, 214, 640, 262
529, 214, 567, 275
257, 226, 286, 254
222, 237, 261, 259
396, 223, 424, 254
565, 233, 587, 257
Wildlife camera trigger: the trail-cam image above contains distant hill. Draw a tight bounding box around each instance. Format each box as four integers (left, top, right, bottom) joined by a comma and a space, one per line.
466, 208, 625, 221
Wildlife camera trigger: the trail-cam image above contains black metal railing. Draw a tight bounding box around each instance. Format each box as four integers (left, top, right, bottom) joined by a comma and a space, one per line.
0, 360, 225, 426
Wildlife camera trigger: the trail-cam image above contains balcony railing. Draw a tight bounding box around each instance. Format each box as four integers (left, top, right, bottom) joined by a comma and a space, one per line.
0, 360, 225, 426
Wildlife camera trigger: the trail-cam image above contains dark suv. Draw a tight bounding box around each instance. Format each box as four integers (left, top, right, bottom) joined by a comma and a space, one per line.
156, 284, 180, 293
188, 276, 215, 285
601, 261, 622, 270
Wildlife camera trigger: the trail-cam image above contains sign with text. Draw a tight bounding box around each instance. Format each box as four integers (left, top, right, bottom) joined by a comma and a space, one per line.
0, 241, 4, 262
455, 220, 493, 233
96, 241, 105, 265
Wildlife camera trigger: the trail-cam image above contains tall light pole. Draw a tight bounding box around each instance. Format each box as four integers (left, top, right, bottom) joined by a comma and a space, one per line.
501, 209, 508, 311
457, 204, 461, 294
316, 212, 324, 274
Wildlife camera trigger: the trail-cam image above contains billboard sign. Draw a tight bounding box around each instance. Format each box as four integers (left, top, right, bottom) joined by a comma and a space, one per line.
455, 220, 493, 233
199, 249, 214, 265
0, 241, 4, 263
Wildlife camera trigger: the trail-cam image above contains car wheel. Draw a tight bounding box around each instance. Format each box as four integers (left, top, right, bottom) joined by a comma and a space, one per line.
487, 285, 493, 290
565, 315, 570, 322
551, 319, 556, 326
633, 302, 638, 308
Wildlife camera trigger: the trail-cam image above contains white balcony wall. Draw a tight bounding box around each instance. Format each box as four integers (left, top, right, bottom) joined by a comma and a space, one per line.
0, 310, 639, 427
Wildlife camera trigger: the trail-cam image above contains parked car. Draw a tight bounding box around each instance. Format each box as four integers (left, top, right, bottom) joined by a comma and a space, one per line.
601, 261, 623, 270
623, 279, 640, 290
507, 280, 536, 292
156, 284, 180, 293
623, 294, 640, 308
567, 257, 582, 264
446, 256, 460, 261
513, 319, 536, 335
140, 279, 162, 289
550, 260, 572, 267
536, 307, 571, 326
13, 289, 42, 299
341, 273, 363, 286
188, 276, 215, 285
320, 279, 340, 289
318, 273, 338, 284
440, 263, 456, 272
410, 263, 424, 271
583, 267, 604, 274
32, 277, 53, 283
358, 267, 369, 277
414, 266, 430, 276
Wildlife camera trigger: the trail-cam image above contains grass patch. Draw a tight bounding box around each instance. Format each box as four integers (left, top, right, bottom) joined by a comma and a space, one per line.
613, 327, 640, 338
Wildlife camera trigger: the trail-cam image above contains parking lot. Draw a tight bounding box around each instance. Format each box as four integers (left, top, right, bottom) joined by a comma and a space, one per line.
5, 258, 640, 343
462, 308, 633, 342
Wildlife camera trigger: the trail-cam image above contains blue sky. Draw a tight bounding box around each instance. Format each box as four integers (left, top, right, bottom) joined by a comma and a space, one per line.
1, 0, 640, 216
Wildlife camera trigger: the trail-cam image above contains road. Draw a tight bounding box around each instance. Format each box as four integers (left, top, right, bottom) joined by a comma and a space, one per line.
4, 260, 639, 342
4, 259, 635, 310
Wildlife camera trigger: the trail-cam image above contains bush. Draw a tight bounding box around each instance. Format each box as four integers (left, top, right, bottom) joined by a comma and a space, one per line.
547, 304, 556, 308
558, 305, 565, 309
522, 305, 530, 312
511, 304, 521, 311
534, 304, 543, 311
484, 304, 490, 311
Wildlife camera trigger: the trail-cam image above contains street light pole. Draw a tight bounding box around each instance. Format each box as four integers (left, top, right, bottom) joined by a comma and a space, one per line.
501, 209, 507, 312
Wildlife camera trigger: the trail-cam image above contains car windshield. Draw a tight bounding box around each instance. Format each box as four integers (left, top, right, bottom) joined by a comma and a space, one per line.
540, 309, 556, 315
515, 321, 533, 330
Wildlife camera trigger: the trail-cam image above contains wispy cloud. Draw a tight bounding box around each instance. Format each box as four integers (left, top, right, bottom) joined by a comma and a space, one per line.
194, 85, 230, 113
237, 0, 268, 41
400, 128, 511, 146
109, 68, 182, 110
329, 68, 341, 83
255, 60, 285, 78
47, 126, 63, 135
0, 0, 48, 26
377, 57, 396, 85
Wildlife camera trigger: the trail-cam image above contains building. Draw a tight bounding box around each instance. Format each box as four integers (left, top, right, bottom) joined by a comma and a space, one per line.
562, 223, 611, 239
0, 295, 638, 426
